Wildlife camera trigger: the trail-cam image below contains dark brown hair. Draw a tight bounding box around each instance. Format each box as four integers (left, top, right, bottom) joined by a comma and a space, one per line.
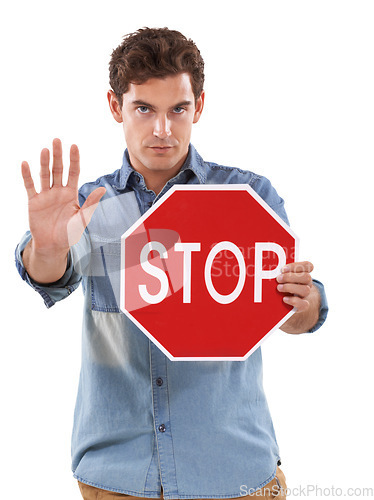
109, 27, 205, 108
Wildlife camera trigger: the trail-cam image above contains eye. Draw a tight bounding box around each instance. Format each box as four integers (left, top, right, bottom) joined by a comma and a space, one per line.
173, 107, 185, 114
137, 106, 150, 114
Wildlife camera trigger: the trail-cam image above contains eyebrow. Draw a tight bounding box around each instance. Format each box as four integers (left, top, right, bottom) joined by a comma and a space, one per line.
131, 99, 193, 109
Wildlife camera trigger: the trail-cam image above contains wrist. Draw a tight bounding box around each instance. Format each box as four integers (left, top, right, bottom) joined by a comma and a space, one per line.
23, 240, 69, 284
29, 238, 70, 261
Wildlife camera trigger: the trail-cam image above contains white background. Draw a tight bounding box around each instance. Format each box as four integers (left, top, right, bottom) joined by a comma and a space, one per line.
1, 1, 373, 499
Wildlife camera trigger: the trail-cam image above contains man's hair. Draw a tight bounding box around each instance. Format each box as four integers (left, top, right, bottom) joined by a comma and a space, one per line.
109, 27, 205, 109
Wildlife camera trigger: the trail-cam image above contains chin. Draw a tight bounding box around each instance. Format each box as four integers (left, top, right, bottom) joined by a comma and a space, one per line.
145, 155, 179, 170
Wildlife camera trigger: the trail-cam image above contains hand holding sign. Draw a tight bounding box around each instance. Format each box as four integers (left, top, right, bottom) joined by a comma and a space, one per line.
276, 260, 322, 335
277, 261, 314, 311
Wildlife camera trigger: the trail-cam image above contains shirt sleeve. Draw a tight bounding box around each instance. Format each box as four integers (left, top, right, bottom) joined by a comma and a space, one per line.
252, 175, 328, 333
307, 278, 328, 333
251, 174, 290, 225
14, 231, 88, 309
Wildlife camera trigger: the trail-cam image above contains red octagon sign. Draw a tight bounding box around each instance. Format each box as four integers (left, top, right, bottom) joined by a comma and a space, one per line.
120, 185, 299, 361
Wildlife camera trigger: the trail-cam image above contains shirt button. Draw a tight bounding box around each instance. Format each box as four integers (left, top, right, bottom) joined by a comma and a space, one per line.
136, 176, 140, 183
158, 424, 166, 433
148, 201, 153, 207
156, 377, 163, 386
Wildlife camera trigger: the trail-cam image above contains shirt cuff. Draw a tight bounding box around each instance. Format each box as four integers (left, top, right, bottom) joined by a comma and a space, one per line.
14, 231, 82, 308
307, 278, 328, 333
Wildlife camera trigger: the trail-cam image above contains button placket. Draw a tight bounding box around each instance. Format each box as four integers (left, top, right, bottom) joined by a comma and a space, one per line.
150, 344, 178, 495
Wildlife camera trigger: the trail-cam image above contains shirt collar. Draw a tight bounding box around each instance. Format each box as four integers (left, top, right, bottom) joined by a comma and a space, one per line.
118, 143, 207, 190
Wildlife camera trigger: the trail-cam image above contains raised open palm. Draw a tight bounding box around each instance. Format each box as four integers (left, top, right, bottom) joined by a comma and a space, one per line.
22, 138, 106, 254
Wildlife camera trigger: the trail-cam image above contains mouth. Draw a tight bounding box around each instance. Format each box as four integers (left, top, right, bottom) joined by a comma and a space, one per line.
149, 146, 173, 153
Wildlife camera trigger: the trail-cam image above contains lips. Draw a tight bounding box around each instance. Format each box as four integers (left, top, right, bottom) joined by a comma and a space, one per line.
150, 146, 173, 153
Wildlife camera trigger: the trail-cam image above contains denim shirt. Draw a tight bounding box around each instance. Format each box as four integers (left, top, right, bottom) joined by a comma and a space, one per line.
15, 144, 328, 499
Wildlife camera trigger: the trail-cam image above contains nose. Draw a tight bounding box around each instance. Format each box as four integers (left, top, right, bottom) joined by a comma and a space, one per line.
153, 114, 172, 138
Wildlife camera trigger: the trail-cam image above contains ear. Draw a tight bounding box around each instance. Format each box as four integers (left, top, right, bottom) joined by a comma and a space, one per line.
107, 90, 123, 123
193, 90, 205, 124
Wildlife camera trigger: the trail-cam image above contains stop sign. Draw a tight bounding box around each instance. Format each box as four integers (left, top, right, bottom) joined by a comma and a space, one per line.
120, 184, 299, 361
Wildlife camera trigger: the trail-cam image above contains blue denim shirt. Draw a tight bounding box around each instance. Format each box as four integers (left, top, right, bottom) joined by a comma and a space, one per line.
15, 144, 328, 498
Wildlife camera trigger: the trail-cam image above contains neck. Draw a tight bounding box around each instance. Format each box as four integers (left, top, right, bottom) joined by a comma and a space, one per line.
144, 171, 176, 195
129, 152, 189, 196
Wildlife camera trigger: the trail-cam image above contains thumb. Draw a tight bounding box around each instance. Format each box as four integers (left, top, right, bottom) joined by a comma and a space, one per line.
66, 187, 106, 247
80, 187, 106, 228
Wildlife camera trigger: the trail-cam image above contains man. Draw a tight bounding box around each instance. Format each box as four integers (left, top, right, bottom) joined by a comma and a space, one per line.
16, 27, 328, 499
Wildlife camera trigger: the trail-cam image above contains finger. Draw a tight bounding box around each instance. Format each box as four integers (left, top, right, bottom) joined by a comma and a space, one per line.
277, 272, 312, 286
80, 187, 106, 227
282, 261, 314, 274
283, 295, 310, 313
21, 161, 37, 199
277, 283, 311, 299
67, 144, 80, 190
52, 138, 63, 187
40, 148, 51, 191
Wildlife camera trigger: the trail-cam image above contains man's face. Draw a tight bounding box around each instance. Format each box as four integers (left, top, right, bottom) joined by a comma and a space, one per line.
109, 73, 204, 180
